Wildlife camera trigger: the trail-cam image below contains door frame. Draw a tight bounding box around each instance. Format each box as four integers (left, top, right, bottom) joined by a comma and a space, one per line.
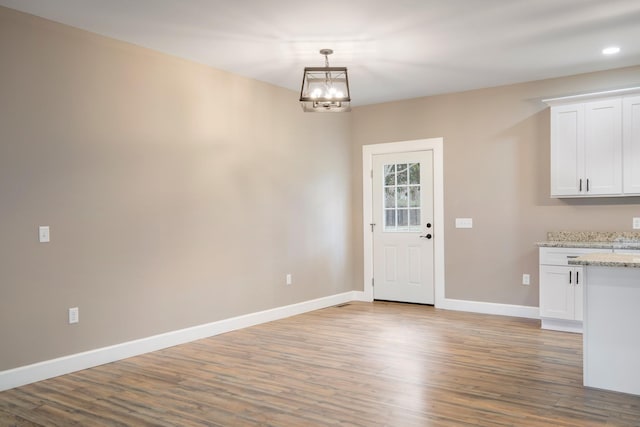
362, 138, 445, 306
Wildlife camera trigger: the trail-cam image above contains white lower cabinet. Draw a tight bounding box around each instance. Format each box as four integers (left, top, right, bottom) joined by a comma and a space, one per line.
539, 247, 611, 333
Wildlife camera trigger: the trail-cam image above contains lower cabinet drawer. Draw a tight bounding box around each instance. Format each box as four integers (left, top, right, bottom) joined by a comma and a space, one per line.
539, 247, 611, 266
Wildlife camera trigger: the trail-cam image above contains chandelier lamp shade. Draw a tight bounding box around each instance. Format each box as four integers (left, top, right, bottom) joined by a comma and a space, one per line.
299, 49, 351, 112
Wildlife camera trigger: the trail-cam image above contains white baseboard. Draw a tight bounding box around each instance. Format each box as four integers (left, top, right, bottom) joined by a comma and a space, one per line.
350, 290, 370, 302
541, 318, 583, 333
439, 298, 540, 319
0, 291, 360, 392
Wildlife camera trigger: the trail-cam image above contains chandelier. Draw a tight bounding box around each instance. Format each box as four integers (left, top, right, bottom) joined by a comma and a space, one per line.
299, 49, 351, 112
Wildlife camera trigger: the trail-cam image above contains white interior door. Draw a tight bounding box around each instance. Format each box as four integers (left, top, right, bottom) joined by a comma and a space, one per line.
372, 151, 434, 304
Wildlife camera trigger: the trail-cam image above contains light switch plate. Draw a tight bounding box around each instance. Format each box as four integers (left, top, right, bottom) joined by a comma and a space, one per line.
68, 307, 79, 324
633, 218, 640, 229
455, 218, 473, 228
38, 226, 50, 243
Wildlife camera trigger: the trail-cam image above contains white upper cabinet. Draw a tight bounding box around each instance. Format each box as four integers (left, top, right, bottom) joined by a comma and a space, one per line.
623, 96, 640, 195
545, 88, 640, 198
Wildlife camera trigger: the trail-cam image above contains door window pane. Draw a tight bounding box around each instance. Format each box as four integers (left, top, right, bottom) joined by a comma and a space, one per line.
409, 163, 420, 184
397, 209, 409, 227
384, 164, 395, 185
385, 188, 396, 208
385, 209, 396, 228
397, 186, 408, 207
409, 187, 420, 207
397, 164, 408, 185
409, 209, 420, 226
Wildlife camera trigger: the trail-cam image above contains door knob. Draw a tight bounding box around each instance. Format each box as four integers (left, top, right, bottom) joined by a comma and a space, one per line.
420, 233, 432, 239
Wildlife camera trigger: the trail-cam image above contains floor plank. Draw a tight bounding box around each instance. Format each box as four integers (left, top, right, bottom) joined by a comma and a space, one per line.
1, 302, 640, 426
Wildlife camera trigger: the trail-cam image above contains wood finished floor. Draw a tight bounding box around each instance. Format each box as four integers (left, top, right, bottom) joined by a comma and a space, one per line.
2, 302, 640, 426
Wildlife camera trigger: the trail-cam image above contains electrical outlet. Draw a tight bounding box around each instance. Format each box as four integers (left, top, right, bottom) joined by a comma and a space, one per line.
286, 274, 292, 285
633, 218, 640, 229
39, 226, 50, 243
522, 274, 530, 286
68, 307, 79, 324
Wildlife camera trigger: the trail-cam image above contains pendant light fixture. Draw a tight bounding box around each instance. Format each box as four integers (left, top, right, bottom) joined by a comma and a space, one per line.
299, 49, 351, 112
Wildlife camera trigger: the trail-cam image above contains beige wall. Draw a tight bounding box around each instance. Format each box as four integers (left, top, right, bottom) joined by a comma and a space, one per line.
0, 7, 354, 370
351, 65, 640, 307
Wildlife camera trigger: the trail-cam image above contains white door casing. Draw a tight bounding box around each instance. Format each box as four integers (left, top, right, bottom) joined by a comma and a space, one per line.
372, 151, 434, 304
362, 138, 444, 306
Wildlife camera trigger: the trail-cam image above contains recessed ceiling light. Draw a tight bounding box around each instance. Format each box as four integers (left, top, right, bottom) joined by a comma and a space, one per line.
602, 46, 621, 55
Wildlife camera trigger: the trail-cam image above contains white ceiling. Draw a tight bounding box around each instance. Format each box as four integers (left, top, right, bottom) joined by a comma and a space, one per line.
2, 0, 640, 106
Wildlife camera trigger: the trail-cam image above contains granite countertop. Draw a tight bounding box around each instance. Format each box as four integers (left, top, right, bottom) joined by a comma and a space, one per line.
536, 231, 640, 249
569, 253, 640, 268
538, 241, 640, 249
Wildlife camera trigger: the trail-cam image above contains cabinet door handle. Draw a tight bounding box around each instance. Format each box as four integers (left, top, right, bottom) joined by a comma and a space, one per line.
586, 179, 589, 192
569, 270, 572, 284
576, 271, 579, 284
579, 179, 583, 192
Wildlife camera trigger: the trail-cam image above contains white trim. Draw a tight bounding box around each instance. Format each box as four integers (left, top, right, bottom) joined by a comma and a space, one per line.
439, 298, 540, 319
542, 86, 640, 106
0, 291, 362, 392
350, 291, 370, 302
362, 138, 445, 306
541, 318, 582, 334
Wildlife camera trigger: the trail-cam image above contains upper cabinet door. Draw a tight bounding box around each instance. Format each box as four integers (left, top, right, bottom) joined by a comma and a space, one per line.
623, 96, 640, 194
550, 104, 584, 196
583, 98, 622, 195
584, 99, 622, 195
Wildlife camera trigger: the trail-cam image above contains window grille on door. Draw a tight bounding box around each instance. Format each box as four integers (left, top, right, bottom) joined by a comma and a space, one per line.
383, 163, 421, 232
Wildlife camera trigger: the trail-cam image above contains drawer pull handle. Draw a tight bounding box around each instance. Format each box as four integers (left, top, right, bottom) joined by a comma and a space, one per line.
566, 256, 579, 259
569, 271, 572, 284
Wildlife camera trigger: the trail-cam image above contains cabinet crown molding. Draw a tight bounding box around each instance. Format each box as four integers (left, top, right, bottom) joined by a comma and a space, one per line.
543, 87, 640, 106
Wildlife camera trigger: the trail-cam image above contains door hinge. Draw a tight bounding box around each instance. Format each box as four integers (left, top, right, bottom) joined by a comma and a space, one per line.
372, 277, 375, 287
370, 169, 373, 179
370, 223, 376, 232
